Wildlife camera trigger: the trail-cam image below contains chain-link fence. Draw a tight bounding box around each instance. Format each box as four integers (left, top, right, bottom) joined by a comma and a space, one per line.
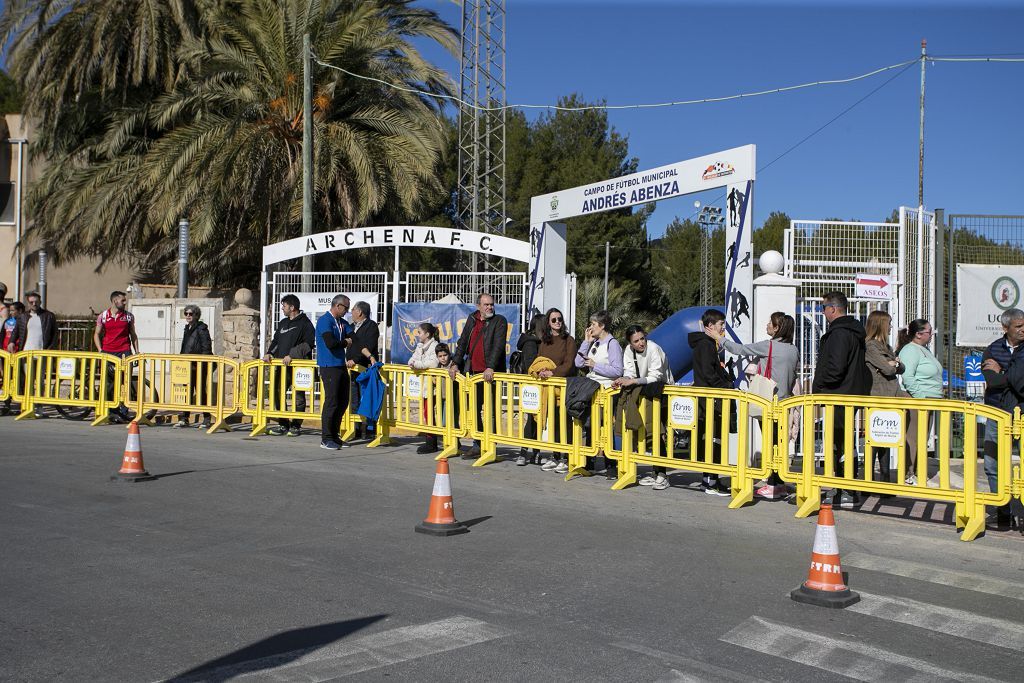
942, 213, 1024, 452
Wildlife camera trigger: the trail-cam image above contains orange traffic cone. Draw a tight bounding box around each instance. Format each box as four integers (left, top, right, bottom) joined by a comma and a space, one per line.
790, 502, 860, 608
111, 421, 156, 483
415, 458, 468, 536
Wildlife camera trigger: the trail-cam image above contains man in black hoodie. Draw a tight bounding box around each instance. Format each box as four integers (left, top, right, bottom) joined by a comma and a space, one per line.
687, 308, 733, 496
264, 295, 316, 436
812, 290, 872, 508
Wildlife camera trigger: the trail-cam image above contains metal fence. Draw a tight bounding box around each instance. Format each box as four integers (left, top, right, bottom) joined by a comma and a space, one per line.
944, 213, 1024, 400
56, 319, 95, 351
403, 271, 526, 320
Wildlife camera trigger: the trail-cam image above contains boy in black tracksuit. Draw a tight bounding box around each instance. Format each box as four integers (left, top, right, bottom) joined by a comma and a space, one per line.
687, 308, 733, 496
264, 295, 316, 435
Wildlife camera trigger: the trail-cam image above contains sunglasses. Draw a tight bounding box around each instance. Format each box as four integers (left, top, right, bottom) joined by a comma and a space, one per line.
184, 312, 194, 317
549, 317, 563, 323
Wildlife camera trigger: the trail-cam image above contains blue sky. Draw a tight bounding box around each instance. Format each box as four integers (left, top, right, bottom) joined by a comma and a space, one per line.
418, 0, 1023, 238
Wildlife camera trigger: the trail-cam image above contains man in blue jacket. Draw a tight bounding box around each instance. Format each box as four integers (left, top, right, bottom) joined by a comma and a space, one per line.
316, 294, 353, 450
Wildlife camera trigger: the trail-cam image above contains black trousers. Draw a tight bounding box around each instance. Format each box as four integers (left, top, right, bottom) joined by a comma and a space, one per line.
273, 369, 305, 429
473, 374, 497, 441
831, 406, 861, 492
180, 365, 211, 422
697, 407, 725, 483
320, 366, 350, 442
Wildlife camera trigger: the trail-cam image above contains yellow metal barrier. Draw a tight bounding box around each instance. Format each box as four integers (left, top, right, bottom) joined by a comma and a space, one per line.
14, 350, 123, 426
126, 354, 238, 433
466, 373, 602, 475
0, 349, 9, 403
370, 364, 466, 458
603, 385, 775, 507
237, 359, 363, 439
776, 394, 1014, 541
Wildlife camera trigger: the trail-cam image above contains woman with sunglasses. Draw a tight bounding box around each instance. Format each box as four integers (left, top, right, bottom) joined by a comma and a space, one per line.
532, 308, 577, 472
175, 304, 213, 429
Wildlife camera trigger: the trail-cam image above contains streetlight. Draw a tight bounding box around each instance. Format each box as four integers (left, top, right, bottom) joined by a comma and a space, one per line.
7, 135, 27, 301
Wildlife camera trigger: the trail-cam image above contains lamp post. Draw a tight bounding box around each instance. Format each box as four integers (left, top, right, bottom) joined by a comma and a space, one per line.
10, 136, 26, 301
177, 218, 190, 298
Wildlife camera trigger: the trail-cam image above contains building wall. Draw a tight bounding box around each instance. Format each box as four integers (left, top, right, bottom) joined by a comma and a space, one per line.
1, 114, 137, 316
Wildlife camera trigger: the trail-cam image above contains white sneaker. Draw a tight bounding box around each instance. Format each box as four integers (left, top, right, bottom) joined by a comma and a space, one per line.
638, 474, 658, 486
652, 475, 669, 491
554, 460, 569, 474
541, 458, 559, 471
905, 474, 917, 486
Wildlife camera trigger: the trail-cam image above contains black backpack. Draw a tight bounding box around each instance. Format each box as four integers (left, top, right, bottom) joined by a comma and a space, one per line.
509, 350, 524, 374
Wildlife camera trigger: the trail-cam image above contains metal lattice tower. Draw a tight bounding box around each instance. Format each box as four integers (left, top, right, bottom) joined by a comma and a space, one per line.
698, 207, 724, 306
456, 0, 506, 272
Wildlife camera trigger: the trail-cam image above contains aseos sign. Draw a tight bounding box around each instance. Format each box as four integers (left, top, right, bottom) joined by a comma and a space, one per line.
855, 274, 893, 301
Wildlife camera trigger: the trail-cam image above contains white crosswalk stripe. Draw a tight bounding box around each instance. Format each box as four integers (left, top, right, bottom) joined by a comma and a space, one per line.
165, 616, 507, 682
721, 616, 1001, 683
849, 592, 1024, 651
843, 552, 1024, 600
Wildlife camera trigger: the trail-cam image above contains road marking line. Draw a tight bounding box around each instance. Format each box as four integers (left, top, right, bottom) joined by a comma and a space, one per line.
720, 616, 1001, 683
166, 616, 507, 682
843, 553, 1024, 600
610, 641, 753, 682
850, 592, 1024, 651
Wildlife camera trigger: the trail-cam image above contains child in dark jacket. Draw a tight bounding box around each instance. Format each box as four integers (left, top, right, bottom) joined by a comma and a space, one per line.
687, 308, 733, 496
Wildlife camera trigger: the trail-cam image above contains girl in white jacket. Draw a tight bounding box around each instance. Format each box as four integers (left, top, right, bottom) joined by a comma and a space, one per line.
409, 323, 441, 453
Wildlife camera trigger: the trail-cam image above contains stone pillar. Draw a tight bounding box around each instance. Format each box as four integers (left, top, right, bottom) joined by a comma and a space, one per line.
752, 250, 800, 342
221, 288, 261, 362
221, 288, 261, 410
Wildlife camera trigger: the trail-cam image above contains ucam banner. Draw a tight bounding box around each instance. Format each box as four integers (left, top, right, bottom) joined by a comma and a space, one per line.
390, 303, 521, 366
956, 265, 1024, 346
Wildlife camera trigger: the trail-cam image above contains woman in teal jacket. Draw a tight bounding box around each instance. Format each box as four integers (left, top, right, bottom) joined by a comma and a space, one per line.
897, 318, 943, 477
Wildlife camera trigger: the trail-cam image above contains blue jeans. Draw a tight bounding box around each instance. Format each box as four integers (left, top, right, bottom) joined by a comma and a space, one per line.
984, 418, 1000, 495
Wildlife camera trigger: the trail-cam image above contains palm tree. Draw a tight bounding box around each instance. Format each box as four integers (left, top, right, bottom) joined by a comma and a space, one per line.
4, 0, 457, 286
574, 277, 660, 342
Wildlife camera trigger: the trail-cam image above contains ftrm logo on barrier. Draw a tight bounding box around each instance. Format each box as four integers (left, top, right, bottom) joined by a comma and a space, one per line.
866, 409, 904, 447
669, 396, 696, 429
520, 385, 541, 413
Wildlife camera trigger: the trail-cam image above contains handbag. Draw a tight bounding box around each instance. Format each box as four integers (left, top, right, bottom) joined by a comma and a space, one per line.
747, 342, 778, 417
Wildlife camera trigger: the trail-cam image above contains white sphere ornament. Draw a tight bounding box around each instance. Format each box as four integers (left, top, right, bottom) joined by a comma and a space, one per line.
759, 250, 785, 275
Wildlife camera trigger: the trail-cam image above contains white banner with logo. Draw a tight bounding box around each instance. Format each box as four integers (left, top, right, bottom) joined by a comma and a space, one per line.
529, 145, 755, 224
956, 265, 1024, 347
283, 292, 379, 327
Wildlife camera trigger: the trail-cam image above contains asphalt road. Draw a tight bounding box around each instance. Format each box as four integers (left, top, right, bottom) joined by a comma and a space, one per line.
2, 416, 1023, 682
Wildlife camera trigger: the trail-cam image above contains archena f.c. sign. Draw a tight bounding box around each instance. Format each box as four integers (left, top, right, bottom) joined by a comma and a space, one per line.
262, 225, 532, 267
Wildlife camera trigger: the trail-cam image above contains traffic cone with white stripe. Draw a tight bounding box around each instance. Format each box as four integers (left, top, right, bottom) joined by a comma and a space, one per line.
111, 421, 156, 483
790, 503, 860, 608
415, 458, 468, 536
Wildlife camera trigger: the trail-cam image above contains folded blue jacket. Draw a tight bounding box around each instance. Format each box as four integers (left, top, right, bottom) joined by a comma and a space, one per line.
355, 362, 386, 422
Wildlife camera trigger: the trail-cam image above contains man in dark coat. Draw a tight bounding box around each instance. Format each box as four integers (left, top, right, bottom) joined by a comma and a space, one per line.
346, 301, 380, 439
176, 304, 214, 428
688, 308, 734, 496
812, 290, 872, 508
263, 294, 316, 436
449, 293, 509, 458
980, 307, 1024, 527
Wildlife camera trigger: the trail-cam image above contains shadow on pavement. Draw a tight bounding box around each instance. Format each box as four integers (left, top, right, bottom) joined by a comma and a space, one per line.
164, 614, 388, 682
461, 515, 493, 528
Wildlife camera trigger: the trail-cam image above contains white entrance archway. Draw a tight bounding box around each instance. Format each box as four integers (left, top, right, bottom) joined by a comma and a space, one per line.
529, 144, 756, 342
259, 224, 569, 352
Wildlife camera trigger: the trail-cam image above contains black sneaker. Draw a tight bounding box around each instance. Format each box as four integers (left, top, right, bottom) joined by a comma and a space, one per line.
267, 425, 287, 436
416, 442, 439, 454
287, 427, 301, 437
